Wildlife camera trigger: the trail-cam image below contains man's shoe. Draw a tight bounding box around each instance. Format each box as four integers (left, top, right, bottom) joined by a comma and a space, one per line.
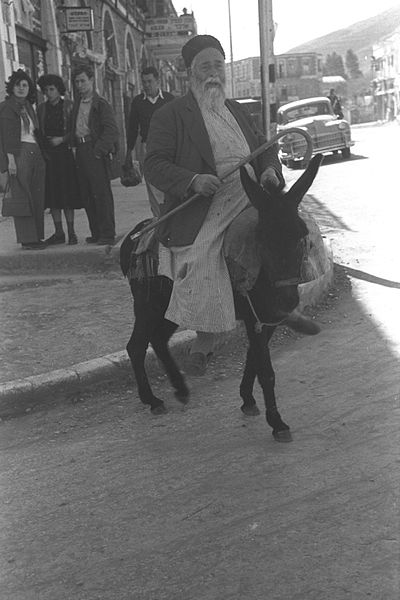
285, 309, 321, 335
185, 352, 213, 376
21, 241, 47, 250
85, 236, 98, 244
97, 238, 115, 246
68, 233, 78, 245
45, 233, 65, 245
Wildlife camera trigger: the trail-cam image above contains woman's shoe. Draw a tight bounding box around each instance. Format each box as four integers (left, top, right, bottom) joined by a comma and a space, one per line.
68, 233, 78, 245
45, 232, 65, 245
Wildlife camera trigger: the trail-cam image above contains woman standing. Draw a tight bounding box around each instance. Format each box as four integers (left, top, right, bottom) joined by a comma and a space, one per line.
0, 69, 46, 250
37, 74, 81, 245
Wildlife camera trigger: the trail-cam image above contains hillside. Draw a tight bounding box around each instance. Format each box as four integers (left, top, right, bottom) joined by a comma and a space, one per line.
286, 6, 400, 73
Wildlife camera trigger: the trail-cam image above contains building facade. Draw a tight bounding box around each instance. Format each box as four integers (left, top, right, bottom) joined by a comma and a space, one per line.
226, 52, 324, 106
0, 0, 195, 149
372, 27, 400, 121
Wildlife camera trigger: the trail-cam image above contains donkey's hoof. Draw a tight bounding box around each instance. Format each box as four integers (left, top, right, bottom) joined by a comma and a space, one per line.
273, 429, 293, 443
241, 404, 260, 416
150, 403, 167, 415
175, 389, 190, 405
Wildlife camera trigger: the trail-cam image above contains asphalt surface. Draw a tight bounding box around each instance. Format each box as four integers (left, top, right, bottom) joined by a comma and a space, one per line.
0, 176, 332, 416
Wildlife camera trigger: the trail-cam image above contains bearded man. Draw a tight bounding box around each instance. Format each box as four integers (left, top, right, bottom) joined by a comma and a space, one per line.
144, 35, 313, 375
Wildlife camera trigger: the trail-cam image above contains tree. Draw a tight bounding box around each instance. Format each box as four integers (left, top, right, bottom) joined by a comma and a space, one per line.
323, 52, 346, 78
345, 49, 363, 79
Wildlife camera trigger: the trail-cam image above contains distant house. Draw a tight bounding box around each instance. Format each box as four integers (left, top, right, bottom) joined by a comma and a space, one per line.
276, 53, 324, 104
226, 52, 324, 106
372, 26, 400, 120
322, 75, 346, 95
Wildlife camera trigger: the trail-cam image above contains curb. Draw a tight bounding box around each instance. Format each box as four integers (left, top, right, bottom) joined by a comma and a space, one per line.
0, 330, 195, 418
0, 241, 334, 419
0, 238, 123, 275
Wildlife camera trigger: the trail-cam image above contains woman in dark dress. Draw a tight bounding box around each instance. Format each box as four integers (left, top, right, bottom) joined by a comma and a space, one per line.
37, 74, 81, 245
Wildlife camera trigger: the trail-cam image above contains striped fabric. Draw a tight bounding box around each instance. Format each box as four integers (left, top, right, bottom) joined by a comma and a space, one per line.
158, 103, 254, 332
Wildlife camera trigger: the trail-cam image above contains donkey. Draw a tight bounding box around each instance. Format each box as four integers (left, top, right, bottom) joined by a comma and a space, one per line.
120, 154, 323, 441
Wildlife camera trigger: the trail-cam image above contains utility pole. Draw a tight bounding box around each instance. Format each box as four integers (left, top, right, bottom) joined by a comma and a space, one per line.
258, 0, 276, 140
227, 0, 235, 98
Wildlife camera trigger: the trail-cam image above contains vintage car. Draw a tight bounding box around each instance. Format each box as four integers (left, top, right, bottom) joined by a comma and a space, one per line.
277, 97, 354, 167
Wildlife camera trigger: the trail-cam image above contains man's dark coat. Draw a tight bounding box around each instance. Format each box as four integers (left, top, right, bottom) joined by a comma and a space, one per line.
70, 92, 119, 156
144, 90, 283, 247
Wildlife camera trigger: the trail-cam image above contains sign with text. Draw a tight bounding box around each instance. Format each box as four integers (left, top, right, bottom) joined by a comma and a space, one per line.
146, 15, 196, 38
64, 7, 94, 32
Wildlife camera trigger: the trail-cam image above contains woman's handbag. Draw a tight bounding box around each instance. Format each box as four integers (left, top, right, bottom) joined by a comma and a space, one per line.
120, 154, 142, 187
1, 179, 32, 217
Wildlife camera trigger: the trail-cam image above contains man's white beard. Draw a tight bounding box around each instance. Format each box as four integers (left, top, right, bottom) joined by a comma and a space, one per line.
192, 78, 226, 113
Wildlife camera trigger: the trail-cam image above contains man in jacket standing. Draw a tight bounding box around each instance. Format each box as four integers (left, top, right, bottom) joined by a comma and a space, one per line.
71, 65, 119, 245
125, 67, 174, 216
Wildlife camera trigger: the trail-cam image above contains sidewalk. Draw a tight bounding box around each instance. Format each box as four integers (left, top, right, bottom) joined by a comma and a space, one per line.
0, 180, 333, 417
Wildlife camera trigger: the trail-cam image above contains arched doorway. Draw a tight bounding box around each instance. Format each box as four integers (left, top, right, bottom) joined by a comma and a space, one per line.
103, 11, 118, 106
123, 33, 138, 128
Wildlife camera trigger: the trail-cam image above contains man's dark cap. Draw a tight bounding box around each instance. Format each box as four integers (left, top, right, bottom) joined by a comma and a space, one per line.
182, 35, 225, 68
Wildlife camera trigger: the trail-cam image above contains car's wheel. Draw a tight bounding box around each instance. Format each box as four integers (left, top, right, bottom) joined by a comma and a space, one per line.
341, 147, 351, 159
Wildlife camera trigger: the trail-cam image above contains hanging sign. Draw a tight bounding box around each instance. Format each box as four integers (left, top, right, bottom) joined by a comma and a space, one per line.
64, 7, 94, 32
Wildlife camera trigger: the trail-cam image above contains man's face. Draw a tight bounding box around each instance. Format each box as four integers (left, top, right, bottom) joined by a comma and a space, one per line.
191, 47, 226, 90
142, 74, 159, 98
74, 72, 94, 98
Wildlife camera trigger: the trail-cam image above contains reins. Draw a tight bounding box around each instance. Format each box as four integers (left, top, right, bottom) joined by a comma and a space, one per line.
130, 127, 313, 242
244, 292, 287, 333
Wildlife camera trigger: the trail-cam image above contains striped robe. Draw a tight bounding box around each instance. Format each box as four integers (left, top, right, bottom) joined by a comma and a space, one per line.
158, 103, 255, 332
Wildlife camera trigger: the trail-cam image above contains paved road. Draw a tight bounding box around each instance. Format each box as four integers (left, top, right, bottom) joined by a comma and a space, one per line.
1, 123, 399, 599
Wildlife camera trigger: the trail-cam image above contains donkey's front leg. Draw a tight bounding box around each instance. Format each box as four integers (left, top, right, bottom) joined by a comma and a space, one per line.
240, 348, 260, 416
244, 321, 292, 442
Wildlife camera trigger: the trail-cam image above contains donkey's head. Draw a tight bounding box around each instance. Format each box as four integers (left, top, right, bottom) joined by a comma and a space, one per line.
240, 154, 323, 314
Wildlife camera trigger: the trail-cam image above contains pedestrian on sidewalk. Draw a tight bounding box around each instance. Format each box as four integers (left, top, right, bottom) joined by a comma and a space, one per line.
0, 69, 46, 250
125, 67, 174, 216
70, 65, 119, 246
37, 74, 82, 246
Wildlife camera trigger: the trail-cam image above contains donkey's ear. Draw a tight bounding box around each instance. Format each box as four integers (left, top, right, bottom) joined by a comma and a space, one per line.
286, 154, 324, 206
239, 166, 269, 211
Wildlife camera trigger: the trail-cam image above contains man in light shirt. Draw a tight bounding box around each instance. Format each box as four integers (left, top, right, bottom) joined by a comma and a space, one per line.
71, 64, 119, 245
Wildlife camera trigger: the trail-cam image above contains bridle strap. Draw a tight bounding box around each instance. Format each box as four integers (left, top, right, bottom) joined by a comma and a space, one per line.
245, 292, 286, 333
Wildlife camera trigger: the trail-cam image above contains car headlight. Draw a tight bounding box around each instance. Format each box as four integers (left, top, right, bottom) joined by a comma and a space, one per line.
338, 122, 348, 130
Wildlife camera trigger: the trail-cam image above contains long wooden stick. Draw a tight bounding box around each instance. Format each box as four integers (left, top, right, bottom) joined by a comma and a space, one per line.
130, 127, 312, 241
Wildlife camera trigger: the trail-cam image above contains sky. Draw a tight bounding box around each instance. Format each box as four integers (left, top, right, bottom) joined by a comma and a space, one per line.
172, 0, 400, 60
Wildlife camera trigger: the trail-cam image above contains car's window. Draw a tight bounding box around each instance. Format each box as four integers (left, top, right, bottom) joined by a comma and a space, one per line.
279, 102, 331, 124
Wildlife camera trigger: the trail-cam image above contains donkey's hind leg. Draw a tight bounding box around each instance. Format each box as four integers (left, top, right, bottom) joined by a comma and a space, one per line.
150, 320, 190, 405
127, 282, 167, 415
